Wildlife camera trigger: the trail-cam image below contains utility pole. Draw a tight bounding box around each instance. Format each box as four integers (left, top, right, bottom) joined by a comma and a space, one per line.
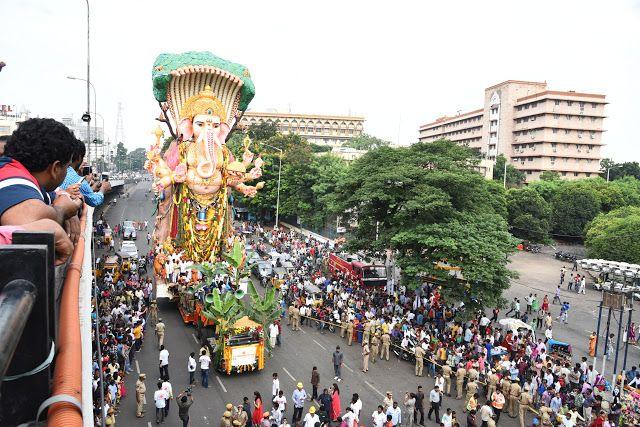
85, 0, 91, 165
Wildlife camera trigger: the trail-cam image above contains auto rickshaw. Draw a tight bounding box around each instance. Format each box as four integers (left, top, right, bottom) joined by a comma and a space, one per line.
97, 255, 121, 283
103, 228, 113, 247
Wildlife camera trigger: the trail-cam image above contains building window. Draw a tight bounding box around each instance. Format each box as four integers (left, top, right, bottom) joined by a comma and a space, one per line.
586, 173, 591, 177
567, 101, 573, 106
592, 103, 597, 108
553, 128, 558, 134
527, 171, 532, 175
564, 129, 570, 135
528, 157, 533, 161
531, 102, 537, 108
555, 100, 561, 106
591, 117, 596, 122
566, 115, 571, 120
562, 171, 567, 176
516, 106, 522, 111
590, 132, 595, 139
531, 115, 536, 121
579, 102, 585, 108
574, 172, 578, 176
578, 131, 583, 138
554, 114, 559, 119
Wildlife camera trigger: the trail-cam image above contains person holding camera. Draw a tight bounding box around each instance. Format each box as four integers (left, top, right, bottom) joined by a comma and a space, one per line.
59, 139, 111, 207
177, 389, 194, 427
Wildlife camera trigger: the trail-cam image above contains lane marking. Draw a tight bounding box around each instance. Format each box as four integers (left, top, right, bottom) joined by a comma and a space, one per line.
216, 375, 228, 393
136, 360, 140, 374
313, 339, 327, 350
343, 363, 354, 373
300, 328, 307, 334
282, 367, 296, 381
192, 333, 199, 344
365, 380, 385, 397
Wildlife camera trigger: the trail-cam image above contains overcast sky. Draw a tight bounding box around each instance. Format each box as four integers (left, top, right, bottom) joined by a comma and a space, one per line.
1, 0, 639, 160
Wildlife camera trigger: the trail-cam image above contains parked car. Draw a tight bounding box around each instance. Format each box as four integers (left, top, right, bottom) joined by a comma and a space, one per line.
252, 260, 273, 285
119, 241, 139, 259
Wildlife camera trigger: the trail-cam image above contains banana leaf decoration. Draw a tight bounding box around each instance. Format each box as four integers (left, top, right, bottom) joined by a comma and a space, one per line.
245, 281, 281, 353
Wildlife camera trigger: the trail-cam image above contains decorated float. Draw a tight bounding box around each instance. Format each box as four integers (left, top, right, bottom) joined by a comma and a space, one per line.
145, 51, 278, 374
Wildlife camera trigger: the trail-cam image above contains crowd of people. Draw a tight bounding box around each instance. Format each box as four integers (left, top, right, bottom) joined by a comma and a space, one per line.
233, 225, 639, 427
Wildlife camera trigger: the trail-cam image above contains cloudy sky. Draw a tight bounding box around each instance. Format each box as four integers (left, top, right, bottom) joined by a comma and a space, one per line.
1, 0, 639, 160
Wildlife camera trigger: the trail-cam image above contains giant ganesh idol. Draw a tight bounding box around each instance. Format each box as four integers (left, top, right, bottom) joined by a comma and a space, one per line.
145, 52, 264, 264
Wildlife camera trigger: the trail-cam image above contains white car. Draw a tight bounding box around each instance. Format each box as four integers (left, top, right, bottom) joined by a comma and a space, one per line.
120, 241, 139, 259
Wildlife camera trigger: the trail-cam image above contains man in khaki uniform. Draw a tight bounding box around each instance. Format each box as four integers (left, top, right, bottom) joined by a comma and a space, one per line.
414, 345, 425, 376
155, 318, 165, 349
135, 373, 146, 417
380, 332, 391, 360
370, 334, 380, 363
149, 301, 158, 326
291, 306, 300, 331
340, 314, 347, 338
509, 381, 522, 418
500, 376, 512, 399
455, 364, 467, 399
442, 364, 453, 396
486, 370, 499, 400
362, 341, 370, 372
465, 379, 478, 412
288, 305, 295, 325
518, 387, 533, 427
363, 321, 371, 344
235, 404, 249, 427
346, 321, 355, 346
220, 411, 232, 427
467, 366, 479, 382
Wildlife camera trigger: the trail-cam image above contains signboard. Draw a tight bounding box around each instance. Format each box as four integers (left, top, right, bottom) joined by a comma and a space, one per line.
603, 291, 625, 310
231, 344, 257, 367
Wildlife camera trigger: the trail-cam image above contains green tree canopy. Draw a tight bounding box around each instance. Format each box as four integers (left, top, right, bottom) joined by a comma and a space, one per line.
585, 206, 640, 264
540, 170, 560, 181
342, 133, 390, 151
506, 187, 552, 242
550, 183, 600, 236
493, 154, 526, 187
334, 140, 515, 312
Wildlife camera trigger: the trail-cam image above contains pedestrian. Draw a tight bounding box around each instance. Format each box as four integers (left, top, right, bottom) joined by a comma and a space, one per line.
253, 392, 264, 426
456, 364, 467, 399
372, 405, 387, 427
155, 318, 166, 349
331, 383, 341, 421
560, 267, 566, 284
274, 389, 287, 414
161, 377, 173, 418
518, 387, 532, 427
404, 392, 416, 427
362, 340, 370, 373
154, 381, 167, 424
553, 285, 561, 304
415, 344, 425, 376
272, 373, 280, 403
243, 397, 253, 427
490, 388, 505, 423
199, 349, 210, 388
159, 345, 169, 379
442, 363, 452, 396
479, 403, 493, 427
269, 322, 279, 349
188, 352, 196, 385
303, 406, 320, 427
292, 382, 307, 423
149, 300, 158, 326
222, 411, 233, 427
135, 373, 146, 418
371, 333, 380, 364
428, 385, 442, 422
380, 332, 391, 361
350, 393, 363, 425
387, 401, 402, 427
333, 346, 343, 382
310, 367, 319, 401
441, 408, 453, 427
176, 390, 194, 427
415, 385, 425, 426
147, 232, 151, 245
589, 332, 597, 357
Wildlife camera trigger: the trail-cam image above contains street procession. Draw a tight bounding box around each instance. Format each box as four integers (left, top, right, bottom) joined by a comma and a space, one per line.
1, 2, 640, 427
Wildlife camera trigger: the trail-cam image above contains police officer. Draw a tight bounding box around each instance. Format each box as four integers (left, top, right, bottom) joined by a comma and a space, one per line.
380, 332, 391, 361
370, 333, 380, 363
442, 363, 453, 396
509, 380, 522, 418
414, 345, 425, 376
455, 364, 467, 399
346, 320, 355, 346
136, 373, 146, 418
518, 387, 533, 427
155, 318, 166, 349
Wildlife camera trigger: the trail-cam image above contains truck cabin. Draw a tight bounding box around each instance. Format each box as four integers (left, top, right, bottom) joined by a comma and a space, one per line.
352, 262, 387, 286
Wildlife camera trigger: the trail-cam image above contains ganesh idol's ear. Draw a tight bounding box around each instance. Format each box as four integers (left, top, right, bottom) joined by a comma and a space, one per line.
219, 122, 231, 142
178, 118, 194, 141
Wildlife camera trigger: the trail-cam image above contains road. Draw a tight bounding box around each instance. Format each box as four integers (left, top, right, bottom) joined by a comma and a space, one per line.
100, 180, 638, 427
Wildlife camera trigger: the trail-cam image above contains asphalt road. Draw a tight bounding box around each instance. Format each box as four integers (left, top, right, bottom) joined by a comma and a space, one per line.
100, 180, 639, 427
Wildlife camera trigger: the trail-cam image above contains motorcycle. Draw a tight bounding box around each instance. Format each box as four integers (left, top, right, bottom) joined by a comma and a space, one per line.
392, 336, 417, 363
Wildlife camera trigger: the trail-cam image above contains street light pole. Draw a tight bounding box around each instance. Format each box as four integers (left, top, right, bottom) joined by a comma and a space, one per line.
261, 143, 283, 229
85, 0, 91, 164
67, 76, 96, 164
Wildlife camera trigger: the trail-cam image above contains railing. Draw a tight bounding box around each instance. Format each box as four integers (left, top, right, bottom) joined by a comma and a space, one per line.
0, 206, 89, 426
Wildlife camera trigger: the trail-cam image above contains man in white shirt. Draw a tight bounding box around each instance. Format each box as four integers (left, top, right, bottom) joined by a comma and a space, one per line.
188, 352, 196, 385
154, 381, 167, 423
199, 349, 211, 388
441, 407, 453, 427
159, 345, 169, 379
371, 405, 387, 427
161, 378, 173, 417
303, 406, 320, 427
272, 373, 280, 401
428, 386, 442, 422
269, 323, 279, 349
273, 390, 287, 412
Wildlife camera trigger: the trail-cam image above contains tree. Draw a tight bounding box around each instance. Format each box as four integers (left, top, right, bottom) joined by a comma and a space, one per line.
114, 142, 128, 171
585, 206, 640, 264
550, 184, 600, 237
247, 122, 278, 141
539, 170, 560, 181
493, 154, 525, 187
334, 140, 515, 312
342, 133, 390, 151
600, 158, 640, 181
129, 148, 147, 170
506, 187, 552, 242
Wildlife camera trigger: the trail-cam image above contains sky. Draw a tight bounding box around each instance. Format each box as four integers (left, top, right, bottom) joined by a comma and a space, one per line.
1, 0, 639, 161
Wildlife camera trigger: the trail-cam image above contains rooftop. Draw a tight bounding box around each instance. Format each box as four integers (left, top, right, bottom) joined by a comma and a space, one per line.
243, 111, 365, 121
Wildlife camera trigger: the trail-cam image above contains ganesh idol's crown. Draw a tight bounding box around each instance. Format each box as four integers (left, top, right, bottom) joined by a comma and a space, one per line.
152, 51, 256, 129
179, 85, 227, 122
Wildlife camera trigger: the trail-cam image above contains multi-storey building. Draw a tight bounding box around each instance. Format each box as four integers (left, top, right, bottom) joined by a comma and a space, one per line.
61, 116, 108, 162
419, 80, 607, 181
240, 111, 365, 147
0, 105, 28, 136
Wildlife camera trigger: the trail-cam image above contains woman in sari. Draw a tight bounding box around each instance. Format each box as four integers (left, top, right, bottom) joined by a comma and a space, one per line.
331, 383, 342, 421
589, 332, 597, 357
252, 391, 264, 426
